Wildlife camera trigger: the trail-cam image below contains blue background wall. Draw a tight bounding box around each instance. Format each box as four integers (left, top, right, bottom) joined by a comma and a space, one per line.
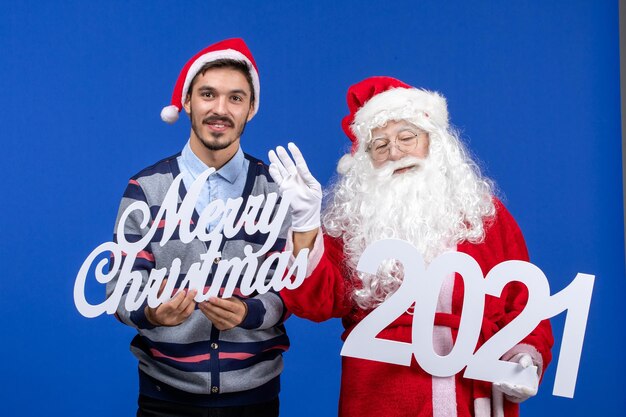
1, 1, 622, 415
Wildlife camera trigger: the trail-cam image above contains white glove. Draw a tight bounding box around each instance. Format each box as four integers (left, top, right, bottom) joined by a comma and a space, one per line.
268, 143, 322, 232
493, 353, 539, 403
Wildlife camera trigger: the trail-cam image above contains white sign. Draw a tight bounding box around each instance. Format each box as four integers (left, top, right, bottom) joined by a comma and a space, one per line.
74, 168, 308, 318
340, 239, 594, 399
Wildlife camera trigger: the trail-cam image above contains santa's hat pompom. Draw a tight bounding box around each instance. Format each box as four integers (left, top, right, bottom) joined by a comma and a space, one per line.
337, 153, 355, 175
161, 105, 180, 124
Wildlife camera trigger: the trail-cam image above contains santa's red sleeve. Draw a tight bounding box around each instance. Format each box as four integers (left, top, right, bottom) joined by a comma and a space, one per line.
281, 233, 353, 322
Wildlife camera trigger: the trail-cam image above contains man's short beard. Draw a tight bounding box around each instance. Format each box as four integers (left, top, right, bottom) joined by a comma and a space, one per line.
190, 108, 249, 152
323, 129, 495, 310
199, 125, 246, 151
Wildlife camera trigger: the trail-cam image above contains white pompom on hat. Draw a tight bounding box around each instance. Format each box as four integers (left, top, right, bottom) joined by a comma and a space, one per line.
337, 76, 448, 174
161, 38, 260, 124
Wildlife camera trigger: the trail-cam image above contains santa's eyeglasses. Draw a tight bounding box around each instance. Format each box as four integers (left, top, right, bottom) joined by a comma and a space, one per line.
366, 131, 423, 161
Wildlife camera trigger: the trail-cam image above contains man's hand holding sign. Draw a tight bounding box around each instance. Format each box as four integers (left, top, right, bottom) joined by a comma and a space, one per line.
144, 280, 198, 327
198, 296, 249, 331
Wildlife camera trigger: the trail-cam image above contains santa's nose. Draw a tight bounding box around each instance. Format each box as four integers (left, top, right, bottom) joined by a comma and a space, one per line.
388, 144, 404, 161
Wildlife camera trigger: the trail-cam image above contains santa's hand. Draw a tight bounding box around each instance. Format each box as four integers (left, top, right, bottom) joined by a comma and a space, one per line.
493, 353, 539, 403
268, 143, 322, 232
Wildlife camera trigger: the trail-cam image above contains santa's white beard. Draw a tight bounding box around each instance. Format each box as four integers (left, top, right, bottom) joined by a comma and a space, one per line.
352, 157, 455, 261
323, 151, 494, 310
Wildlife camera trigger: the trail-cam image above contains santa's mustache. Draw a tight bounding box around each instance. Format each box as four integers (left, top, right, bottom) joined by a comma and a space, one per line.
373, 156, 425, 179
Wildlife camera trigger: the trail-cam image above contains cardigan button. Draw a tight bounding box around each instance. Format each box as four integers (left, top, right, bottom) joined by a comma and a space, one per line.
213, 256, 221, 264
211, 343, 219, 350
211, 386, 219, 394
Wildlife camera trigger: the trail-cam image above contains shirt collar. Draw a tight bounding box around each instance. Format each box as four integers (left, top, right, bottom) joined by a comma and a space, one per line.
181, 140, 245, 184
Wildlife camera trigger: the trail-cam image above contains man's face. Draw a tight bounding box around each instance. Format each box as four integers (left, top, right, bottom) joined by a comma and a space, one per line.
183, 67, 255, 153
369, 119, 430, 173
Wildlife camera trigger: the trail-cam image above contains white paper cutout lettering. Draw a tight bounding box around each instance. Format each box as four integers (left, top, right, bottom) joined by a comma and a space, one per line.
74, 168, 308, 318
340, 239, 594, 399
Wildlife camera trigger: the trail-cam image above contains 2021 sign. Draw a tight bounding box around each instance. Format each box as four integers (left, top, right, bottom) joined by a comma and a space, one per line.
341, 239, 594, 398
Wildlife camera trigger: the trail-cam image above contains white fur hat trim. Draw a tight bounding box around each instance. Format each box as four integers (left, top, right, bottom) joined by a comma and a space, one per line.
351, 87, 448, 146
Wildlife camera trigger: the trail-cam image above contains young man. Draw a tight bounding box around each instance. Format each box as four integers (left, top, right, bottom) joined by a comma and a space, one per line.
108, 38, 289, 417
269, 76, 554, 417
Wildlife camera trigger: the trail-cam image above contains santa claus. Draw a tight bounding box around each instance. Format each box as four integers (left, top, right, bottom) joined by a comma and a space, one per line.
268, 76, 553, 417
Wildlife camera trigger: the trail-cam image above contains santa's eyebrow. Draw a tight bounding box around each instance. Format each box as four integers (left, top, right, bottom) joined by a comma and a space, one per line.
397, 127, 420, 134
371, 129, 418, 141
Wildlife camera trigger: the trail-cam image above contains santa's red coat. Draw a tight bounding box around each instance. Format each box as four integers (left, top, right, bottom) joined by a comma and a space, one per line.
281, 200, 553, 417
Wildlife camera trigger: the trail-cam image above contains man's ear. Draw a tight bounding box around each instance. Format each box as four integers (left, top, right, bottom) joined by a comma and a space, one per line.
246, 103, 256, 122
183, 94, 192, 115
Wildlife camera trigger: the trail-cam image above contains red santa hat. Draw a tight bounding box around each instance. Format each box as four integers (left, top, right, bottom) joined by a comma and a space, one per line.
338, 76, 448, 174
160, 38, 260, 124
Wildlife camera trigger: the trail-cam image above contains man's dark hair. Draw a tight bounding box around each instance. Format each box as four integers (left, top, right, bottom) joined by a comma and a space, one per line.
187, 59, 255, 106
